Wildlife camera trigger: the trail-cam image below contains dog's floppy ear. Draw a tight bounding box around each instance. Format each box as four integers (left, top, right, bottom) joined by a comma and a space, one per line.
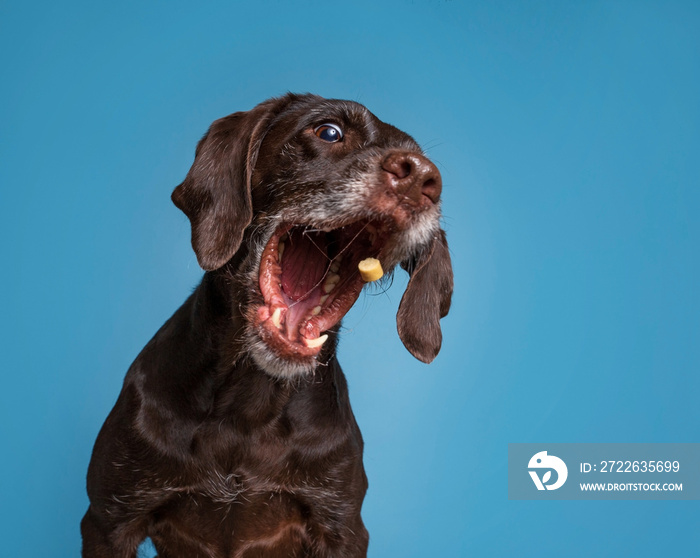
172, 98, 287, 271
396, 229, 453, 363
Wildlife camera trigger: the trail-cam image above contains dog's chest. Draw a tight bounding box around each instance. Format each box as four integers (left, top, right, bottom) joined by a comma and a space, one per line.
159, 473, 347, 555
193, 461, 350, 514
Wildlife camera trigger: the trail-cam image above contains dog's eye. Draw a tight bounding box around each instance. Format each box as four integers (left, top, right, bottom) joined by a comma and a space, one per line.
314, 123, 343, 143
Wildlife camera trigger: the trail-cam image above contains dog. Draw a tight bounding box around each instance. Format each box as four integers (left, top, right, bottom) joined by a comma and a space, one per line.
82, 93, 453, 557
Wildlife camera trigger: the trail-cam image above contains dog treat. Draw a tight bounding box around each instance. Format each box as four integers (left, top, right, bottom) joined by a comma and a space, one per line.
358, 258, 383, 282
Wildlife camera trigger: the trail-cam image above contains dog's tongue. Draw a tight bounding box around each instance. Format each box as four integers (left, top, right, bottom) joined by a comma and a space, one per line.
281, 230, 328, 301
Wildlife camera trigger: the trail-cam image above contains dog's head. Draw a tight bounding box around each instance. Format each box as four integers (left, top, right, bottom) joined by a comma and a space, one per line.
173, 94, 453, 378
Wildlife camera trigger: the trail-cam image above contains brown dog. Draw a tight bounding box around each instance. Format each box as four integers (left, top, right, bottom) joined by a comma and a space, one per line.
82, 93, 453, 557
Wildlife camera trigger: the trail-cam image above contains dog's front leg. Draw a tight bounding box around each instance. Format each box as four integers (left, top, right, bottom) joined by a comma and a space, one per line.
81, 507, 144, 558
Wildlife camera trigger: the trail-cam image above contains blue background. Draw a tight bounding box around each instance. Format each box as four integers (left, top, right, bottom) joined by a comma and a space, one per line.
1, 1, 698, 556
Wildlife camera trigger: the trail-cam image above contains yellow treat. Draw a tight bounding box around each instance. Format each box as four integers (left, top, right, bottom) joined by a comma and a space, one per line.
358, 258, 383, 282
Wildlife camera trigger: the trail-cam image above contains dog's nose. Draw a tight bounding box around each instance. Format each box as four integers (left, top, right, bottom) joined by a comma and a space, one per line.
381, 152, 442, 204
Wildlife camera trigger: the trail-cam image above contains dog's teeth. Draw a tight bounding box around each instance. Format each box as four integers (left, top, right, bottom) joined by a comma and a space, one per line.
304, 334, 328, 349
320, 294, 329, 304
322, 273, 340, 293
311, 305, 322, 316
278, 241, 285, 261
271, 307, 283, 328
330, 260, 340, 273
323, 273, 340, 294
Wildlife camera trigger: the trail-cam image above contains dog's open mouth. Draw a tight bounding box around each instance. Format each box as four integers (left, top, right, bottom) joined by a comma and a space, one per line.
256, 220, 391, 359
